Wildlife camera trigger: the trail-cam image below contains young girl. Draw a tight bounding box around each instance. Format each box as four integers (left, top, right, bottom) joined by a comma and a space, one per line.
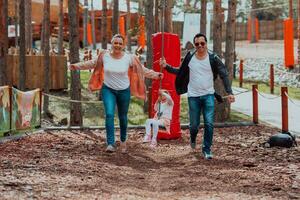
143, 89, 174, 147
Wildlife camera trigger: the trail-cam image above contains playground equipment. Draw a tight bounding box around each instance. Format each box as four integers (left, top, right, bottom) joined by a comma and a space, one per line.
151, 32, 181, 140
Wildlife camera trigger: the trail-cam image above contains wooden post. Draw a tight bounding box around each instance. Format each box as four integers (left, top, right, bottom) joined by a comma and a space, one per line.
281, 87, 288, 133
239, 59, 243, 88
269, 64, 274, 94
148, 86, 152, 118
9, 86, 12, 134
252, 84, 258, 124
39, 89, 43, 128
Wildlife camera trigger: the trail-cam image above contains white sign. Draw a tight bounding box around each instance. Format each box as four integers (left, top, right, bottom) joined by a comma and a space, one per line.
182, 13, 200, 47
8, 25, 19, 38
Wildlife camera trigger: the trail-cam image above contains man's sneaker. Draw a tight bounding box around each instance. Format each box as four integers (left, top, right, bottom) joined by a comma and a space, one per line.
203, 151, 213, 160
105, 145, 116, 153
150, 140, 157, 148
120, 142, 127, 154
143, 134, 151, 143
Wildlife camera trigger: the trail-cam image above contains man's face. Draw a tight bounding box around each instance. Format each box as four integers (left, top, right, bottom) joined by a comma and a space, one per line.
194, 36, 207, 53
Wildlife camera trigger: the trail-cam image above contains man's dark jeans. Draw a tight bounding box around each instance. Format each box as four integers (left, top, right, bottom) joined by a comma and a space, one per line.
101, 84, 130, 146
188, 94, 215, 153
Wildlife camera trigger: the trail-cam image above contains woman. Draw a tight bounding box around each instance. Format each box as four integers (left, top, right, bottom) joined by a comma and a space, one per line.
69, 34, 163, 153
143, 89, 174, 148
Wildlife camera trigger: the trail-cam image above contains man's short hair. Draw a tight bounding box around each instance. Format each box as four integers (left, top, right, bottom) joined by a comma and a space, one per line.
193, 33, 207, 43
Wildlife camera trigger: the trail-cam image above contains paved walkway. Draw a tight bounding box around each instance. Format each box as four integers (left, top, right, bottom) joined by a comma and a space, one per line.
231, 87, 300, 135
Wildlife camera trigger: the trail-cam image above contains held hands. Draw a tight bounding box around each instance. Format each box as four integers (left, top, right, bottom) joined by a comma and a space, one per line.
157, 73, 164, 80
227, 95, 235, 103
159, 57, 167, 68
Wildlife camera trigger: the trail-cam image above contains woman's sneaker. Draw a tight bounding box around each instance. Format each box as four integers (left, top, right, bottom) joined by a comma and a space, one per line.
120, 142, 127, 154
143, 134, 151, 143
105, 145, 116, 153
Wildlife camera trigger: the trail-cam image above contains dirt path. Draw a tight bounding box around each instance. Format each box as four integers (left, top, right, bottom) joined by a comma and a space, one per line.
0, 125, 299, 199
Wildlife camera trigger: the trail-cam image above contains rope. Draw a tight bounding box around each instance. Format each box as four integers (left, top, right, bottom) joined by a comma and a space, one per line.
285, 92, 300, 107
255, 89, 281, 100
42, 92, 102, 104
158, 0, 166, 119
274, 68, 300, 76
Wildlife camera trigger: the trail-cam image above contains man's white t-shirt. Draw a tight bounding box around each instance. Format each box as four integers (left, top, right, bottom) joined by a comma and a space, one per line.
187, 54, 215, 97
103, 52, 132, 90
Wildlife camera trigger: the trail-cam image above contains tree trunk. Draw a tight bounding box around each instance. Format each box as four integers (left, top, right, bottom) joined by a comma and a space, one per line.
144, 0, 154, 112
14, 0, 19, 47
154, 0, 159, 32
298, 0, 300, 65
58, 0, 64, 55
25, 0, 32, 50
43, 0, 50, 114
19, 0, 26, 90
112, 0, 119, 35
250, 0, 257, 43
200, 0, 207, 34
224, 0, 237, 120
101, 0, 108, 49
213, 0, 222, 55
69, 0, 83, 126
91, 0, 97, 50
213, 0, 227, 122
289, 0, 293, 19
83, 0, 88, 47
0, 0, 8, 86
126, 0, 131, 52
164, 0, 173, 33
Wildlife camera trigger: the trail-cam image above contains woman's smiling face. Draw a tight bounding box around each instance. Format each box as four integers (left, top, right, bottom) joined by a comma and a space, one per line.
111, 37, 124, 53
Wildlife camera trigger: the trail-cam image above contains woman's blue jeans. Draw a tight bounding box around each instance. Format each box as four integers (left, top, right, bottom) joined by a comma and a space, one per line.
188, 94, 215, 153
101, 84, 131, 146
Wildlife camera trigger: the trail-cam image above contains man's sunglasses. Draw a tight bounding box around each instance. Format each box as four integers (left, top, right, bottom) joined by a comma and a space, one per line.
194, 42, 206, 47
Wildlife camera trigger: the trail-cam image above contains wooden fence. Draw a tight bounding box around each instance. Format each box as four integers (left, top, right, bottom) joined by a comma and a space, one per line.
172, 19, 299, 41
6, 55, 67, 90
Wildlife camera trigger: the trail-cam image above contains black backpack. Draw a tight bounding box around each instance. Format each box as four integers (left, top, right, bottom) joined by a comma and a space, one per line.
265, 132, 297, 148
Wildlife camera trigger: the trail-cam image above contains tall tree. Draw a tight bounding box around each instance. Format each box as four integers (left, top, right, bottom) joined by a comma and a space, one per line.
200, 0, 207, 34
213, 0, 222, 55
298, 0, 300, 65
164, 0, 173, 33
250, 0, 257, 43
289, 0, 293, 19
91, 0, 97, 50
58, 0, 64, 55
224, 0, 237, 119
213, 0, 226, 122
154, 0, 159, 32
43, 0, 50, 115
14, 0, 19, 47
0, 0, 8, 86
101, 0, 108, 49
19, 0, 26, 90
83, 0, 88, 47
112, 0, 119, 35
69, 0, 83, 126
126, 0, 131, 52
25, 0, 32, 50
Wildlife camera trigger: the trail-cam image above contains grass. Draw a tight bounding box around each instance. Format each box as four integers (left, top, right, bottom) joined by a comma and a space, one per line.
232, 79, 300, 100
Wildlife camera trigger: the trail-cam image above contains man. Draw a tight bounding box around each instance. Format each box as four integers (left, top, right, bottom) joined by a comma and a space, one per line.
160, 33, 235, 160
